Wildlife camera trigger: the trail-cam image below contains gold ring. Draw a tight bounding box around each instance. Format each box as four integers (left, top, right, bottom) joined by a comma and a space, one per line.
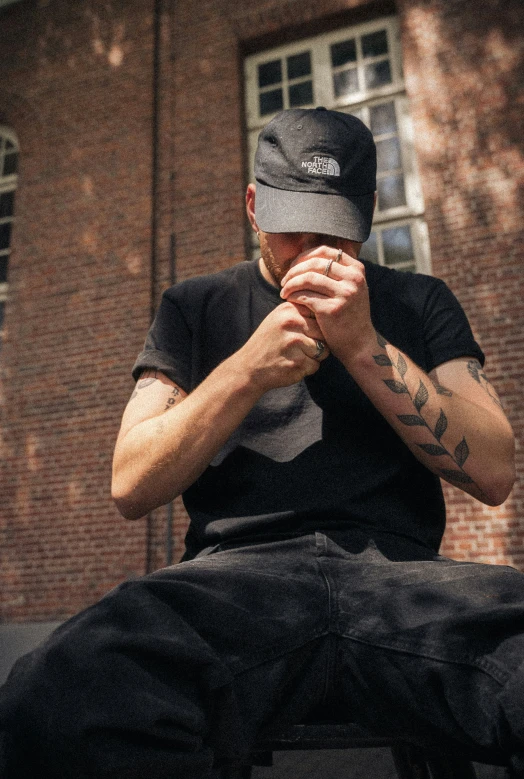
324, 259, 334, 277
335, 248, 343, 262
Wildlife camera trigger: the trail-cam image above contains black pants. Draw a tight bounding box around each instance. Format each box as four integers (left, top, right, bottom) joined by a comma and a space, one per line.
2, 530, 524, 778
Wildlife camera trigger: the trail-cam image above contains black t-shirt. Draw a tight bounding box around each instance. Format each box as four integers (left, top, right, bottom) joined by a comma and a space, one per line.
132, 259, 484, 559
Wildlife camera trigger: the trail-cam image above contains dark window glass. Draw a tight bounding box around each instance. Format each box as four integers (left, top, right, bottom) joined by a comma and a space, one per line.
377, 174, 406, 210
287, 52, 311, 80
330, 39, 357, 67
370, 101, 397, 136
0, 191, 15, 219
333, 68, 359, 98
376, 137, 402, 172
5, 139, 14, 151
288, 80, 313, 107
3, 153, 18, 176
258, 60, 282, 88
0, 256, 8, 283
362, 231, 378, 263
0, 223, 12, 251
383, 225, 414, 266
362, 30, 388, 58
365, 61, 392, 89
259, 88, 284, 116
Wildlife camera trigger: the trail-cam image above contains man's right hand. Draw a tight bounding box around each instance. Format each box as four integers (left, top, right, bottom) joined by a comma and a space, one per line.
112, 303, 329, 519
233, 302, 330, 393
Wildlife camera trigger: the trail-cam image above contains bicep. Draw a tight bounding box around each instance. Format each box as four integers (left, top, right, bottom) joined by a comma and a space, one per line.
429, 357, 508, 420
117, 370, 188, 442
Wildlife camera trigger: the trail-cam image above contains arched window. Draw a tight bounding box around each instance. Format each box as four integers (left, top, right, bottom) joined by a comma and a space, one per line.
0, 127, 18, 335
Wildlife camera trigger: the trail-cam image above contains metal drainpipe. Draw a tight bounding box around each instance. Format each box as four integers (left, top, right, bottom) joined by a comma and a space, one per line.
165, 232, 176, 566
145, 0, 162, 575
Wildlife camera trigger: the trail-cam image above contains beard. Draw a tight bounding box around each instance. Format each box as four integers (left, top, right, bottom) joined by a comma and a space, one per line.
258, 235, 292, 287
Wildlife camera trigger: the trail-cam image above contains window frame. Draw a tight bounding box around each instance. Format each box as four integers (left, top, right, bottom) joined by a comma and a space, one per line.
244, 16, 431, 274
0, 127, 19, 334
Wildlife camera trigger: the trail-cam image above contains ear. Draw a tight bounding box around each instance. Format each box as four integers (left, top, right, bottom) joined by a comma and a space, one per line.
246, 183, 260, 234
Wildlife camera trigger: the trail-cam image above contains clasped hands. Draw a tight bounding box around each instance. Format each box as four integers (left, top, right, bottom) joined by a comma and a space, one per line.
279, 245, 374, 366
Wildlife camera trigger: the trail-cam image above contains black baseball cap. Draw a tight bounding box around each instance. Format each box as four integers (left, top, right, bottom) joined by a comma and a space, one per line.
254, 107, 376, 242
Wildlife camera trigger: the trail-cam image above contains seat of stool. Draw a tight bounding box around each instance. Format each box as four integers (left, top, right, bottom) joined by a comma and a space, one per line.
218, 719, 510, 779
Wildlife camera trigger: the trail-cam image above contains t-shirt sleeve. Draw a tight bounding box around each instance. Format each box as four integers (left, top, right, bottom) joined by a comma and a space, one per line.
423, 279, 485, 372
131, 290, 192, 391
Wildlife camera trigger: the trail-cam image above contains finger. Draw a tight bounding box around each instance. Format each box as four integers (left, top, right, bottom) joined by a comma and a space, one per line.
281, 271, 336, 300
303, 337, 329, 362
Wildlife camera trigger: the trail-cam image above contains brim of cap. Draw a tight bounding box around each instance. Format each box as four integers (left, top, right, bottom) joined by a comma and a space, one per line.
255, 182, 375, 243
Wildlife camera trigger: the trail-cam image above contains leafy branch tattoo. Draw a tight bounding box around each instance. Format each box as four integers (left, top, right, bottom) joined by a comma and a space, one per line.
373, 334, 483, 494
467, 359, 503, 409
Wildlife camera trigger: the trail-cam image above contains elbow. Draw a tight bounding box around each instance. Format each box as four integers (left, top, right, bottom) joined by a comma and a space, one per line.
480, 459, 516, 507
111, 476, 149, 521
482, 472, 516, 507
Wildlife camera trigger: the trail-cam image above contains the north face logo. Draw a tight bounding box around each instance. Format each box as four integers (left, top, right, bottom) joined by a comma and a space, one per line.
302, 156, 341, 176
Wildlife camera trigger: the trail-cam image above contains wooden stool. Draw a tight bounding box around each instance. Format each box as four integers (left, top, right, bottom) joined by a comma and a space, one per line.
216, 721, 489, 778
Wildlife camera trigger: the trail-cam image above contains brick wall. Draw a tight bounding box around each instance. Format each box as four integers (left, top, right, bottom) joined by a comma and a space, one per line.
0, 0, 523, 622
0, 0, 155, 619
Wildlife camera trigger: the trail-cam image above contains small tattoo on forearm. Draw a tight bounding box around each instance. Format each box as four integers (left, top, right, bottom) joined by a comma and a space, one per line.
130, 371, 159, 400
432, 380, 453, 397
164, 386, 181, 411
467, 359, 503, 409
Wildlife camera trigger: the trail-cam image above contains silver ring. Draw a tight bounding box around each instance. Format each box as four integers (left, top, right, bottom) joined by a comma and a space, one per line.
335, 248, 343, 262
324, 259, 334, 277
314, 340, 325, 359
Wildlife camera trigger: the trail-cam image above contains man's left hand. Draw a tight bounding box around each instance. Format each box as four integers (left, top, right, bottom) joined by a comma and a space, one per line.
280, 246, 376, 366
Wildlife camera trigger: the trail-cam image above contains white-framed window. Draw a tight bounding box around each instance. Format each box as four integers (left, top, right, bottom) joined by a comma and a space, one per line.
244, 16, 431, 274
0, 127, 19, 336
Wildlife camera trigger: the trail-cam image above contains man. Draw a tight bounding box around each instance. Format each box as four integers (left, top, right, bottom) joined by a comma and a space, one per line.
0, 107, 520, 778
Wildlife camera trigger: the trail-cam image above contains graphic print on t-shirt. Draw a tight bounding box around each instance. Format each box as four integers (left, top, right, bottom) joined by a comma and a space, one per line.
211, 381, 323, 465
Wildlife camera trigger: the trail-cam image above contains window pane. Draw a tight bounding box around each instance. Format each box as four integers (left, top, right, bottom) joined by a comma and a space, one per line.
377, 174, 406, 210
5, 139, 15, 151
333, 68, 359, 98
287, 52, 311, 80
370, 101, 397, 136
0, 191, 14, 218
365, 60, 392, 89
0, 222, 12, 250
376, 137, 401, 172
362, 231, 378, 264
382, 225, 414, 266
362, 30, 388, 58
330, 39, 356, 67
3, 153, 18, 176
258, 60, 282, 88
0, 256, 8, 283
260, 88, 284, 116
288, 80, 313, 107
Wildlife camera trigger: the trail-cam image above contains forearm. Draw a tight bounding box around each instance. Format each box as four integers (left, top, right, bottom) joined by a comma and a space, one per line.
112, 301, 327, 520
112, 357, 263, 519
342, 333, 515, 506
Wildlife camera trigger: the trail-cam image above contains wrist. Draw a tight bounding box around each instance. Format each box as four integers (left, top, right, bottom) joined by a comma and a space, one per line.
336, 330, 378, 375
